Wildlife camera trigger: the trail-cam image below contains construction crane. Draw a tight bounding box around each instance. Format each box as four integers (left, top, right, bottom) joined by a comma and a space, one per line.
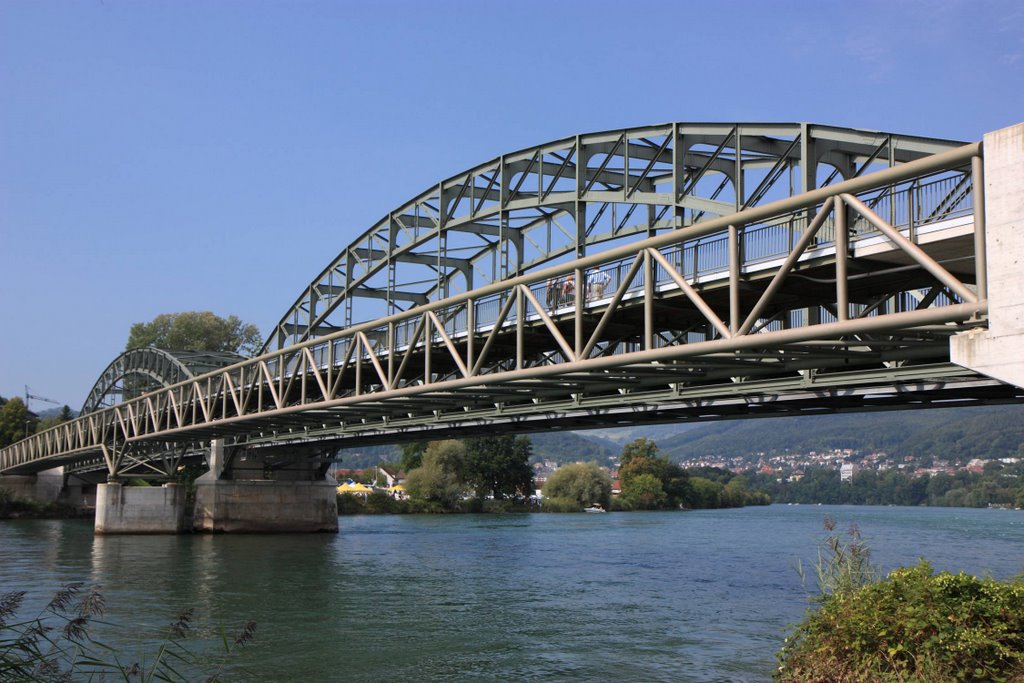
24, 385, 63, 437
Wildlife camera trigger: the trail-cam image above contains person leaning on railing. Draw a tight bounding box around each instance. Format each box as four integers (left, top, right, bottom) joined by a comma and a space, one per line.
587, 269, 611, 301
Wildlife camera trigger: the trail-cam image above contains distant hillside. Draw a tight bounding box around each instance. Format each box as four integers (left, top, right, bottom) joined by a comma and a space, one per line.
655, 404, 1024, 462
580, 423, 702, 446
529, 430, 618, 463
334, 430, 619, 470
308, 405, 1024, 471
335, 444, 400, 470
37, 405, 78, 419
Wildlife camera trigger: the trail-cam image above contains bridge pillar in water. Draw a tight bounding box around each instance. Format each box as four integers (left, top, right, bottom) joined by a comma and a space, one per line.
95, 482, 190, 534
192, 440, 338, 533
952, 122, 1024, 389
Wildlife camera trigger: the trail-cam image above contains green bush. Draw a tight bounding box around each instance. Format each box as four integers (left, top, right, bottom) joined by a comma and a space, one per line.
337, 492, 420, 515
336, 492, 366, 514
779, 521, 1024, 682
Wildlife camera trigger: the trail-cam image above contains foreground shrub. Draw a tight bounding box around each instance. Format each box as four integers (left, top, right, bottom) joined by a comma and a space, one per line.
0, 583, 256, 681
779, 519, 1024, 682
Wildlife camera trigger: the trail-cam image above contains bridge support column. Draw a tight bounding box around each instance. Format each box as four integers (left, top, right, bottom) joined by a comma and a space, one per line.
95, 482, 190, 534
0, 467, 81, 506
951, 122, 1024, 388
192, 441, 338, 533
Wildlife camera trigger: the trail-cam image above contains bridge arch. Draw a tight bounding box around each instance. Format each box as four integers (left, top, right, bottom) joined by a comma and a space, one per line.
81, 348, 245, 414
263, 122, 965, 353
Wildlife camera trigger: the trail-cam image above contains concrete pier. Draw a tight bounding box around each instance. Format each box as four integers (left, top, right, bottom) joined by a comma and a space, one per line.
192, 477, 338, 533
191, 440, 338, 533
94, 482, 190, 534
90, 440, 339, 534
952, 122, 1024, 386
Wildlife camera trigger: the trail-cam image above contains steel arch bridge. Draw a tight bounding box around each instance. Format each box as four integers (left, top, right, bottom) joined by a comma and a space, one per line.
82, 348, 245, 415
3, 121, 1023, 478
265, 123, 968, 352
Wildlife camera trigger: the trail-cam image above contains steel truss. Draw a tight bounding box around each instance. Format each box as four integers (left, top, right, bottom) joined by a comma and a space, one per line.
3, 138, 1011, 477
81, 348, 245, 414
264, 123, 965, 353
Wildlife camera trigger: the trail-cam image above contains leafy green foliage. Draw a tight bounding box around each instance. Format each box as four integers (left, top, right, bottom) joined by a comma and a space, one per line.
126, 311, 262, 356
542, 461, 611, 509
780, 519, 1023, 682
399, 441, 427, 472
619, 437, 659, 466
616, 440, 768, 510
463, 436, 535, 500
0, 584, 256, 682
619, 473, 666, 509
0, 398, 35, 447
778, 561, 1024, 682
404, 440, 467, 510
618, 438, 691, 509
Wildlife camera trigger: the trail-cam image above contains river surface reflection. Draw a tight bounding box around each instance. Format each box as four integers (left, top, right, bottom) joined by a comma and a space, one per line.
2, 505, 1023, 682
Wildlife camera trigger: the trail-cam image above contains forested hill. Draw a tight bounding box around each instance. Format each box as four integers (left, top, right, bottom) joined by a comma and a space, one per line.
656, 404, 1024, 461
336, 430, 618, 469
332, 405, 1024, 469
529, 431, 618, 463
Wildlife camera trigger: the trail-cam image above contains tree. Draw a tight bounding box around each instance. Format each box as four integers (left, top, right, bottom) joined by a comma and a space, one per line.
620, 473, 667, 509
463, 435, 535, 500
542, 461, 612, 508
618, 438, 693, 509
399, 441, 428, 472
689, 477, 723, 508
0, 397, 36, 447
619, 437, 659, 467
404, 440, 466, 509
126, 312, 262, 356
37, 405, 75, 432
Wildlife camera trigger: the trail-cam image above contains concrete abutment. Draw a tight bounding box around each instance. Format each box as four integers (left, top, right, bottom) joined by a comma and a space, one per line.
951, 122, 1024, 387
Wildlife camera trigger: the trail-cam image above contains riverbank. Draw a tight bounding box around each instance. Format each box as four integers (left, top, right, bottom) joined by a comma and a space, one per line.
0, 489, 92, 519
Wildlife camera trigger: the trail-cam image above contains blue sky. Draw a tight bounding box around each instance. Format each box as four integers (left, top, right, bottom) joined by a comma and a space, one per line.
1, 0, 1022, 409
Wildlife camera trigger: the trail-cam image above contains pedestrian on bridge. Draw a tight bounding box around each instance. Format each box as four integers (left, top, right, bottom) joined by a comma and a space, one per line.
546, 277, 560, 310
561, 273, 575, 306
587, 269, 611, 301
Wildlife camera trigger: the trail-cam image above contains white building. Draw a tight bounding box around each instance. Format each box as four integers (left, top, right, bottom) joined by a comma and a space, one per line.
840, 462, 858, 482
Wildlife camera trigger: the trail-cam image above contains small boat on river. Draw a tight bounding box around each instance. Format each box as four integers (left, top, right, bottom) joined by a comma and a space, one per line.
584, 504, 606, 513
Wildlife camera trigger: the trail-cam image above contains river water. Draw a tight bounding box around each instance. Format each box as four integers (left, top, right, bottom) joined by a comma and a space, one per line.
2, 505, 1023, 682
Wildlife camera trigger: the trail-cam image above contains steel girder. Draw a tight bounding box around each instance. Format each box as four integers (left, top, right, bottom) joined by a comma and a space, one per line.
2, 139, 1004, 476
264, 123, 966, 354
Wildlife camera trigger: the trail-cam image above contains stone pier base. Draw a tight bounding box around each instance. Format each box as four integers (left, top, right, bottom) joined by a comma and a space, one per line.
192, 478, 338, 533
95, 483, 189, 534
